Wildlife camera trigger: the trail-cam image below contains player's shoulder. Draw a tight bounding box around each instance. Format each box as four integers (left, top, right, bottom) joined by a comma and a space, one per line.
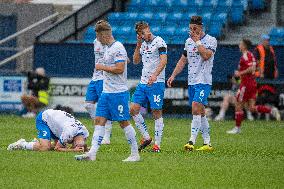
112, 41, 126, 50
154, 36, 166, 43
204, 34, 217, 43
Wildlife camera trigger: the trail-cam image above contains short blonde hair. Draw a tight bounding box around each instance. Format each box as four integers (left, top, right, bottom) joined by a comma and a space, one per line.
95, 20, 111, 33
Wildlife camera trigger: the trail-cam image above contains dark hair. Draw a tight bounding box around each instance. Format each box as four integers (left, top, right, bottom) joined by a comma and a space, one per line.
54, 105, 74, 115
190, 16, 203, 25
135, 21, 149, 34
242, 39, 252, 50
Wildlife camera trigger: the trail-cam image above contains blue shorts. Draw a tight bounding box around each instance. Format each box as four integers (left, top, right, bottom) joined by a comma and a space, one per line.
188, 84, 211, 107
36, 112, 58, 140
85, 80, 103, 102
96, 91, 130, 121
132, 82, 165, 110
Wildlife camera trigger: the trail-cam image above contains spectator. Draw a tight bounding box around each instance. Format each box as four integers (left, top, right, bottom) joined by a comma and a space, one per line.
21, 67, 49, 118
214, 75, 254, 121
254, 34, 278, 79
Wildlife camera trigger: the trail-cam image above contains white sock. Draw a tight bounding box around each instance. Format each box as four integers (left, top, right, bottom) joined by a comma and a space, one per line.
219, 109, 225, 118
88, 125, 105, 157
189, 115, 202, 144
123, 125, 139, 155
84, 102, 96, 119
22, 141, 35, 150
132, 113, 150, 140
200, 116, 211, 145
103, 120, 112, 141
154, 117, 164, 147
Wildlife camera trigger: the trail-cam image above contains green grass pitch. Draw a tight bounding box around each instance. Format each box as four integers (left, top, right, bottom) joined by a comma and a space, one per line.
0, 115, 283, 188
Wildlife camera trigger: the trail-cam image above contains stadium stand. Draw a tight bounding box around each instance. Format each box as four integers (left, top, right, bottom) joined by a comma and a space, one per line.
96, 0, 270, 44
269, 27, 284, 45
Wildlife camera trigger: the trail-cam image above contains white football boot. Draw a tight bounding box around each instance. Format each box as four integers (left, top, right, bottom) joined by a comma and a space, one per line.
226, 127, 241, 134
74, 153, 96, 161
122, 153, 140, 162
7, 138, 26, 150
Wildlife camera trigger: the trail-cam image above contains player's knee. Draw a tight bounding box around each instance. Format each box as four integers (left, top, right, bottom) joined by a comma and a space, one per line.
192, 102, 202, 115
152, 110, 162, 120
84, 102, 96, 119
95, 117, 106, 126
130, 103, 140, 116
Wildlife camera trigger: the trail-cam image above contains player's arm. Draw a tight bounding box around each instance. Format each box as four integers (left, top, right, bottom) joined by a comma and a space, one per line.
196, 44, 214, 61
96, 61, 126, 74
167, 54, 187, 87
148, 47, 167, 85
191, 31, 216, 61
133, 34, 143, 64
54, 143, 84, 152
236, 62, 256, 77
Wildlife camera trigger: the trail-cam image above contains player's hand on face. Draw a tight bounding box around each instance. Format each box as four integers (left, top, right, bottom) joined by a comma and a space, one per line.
148, 74, 157, 85
190, 29, 201, 42
137, 33, 143, 44
167, 76, 175, 87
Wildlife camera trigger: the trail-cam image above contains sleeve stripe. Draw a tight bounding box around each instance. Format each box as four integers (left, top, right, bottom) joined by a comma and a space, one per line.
115, 60, 125, 63
207, 47, 215, 53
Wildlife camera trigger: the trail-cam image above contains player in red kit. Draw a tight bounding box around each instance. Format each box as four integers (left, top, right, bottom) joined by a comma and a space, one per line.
227, 39, 281, 134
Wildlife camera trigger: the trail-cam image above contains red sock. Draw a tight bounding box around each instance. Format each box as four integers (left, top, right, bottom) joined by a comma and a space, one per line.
235, 111, 244, 128
256, 105, 271, 114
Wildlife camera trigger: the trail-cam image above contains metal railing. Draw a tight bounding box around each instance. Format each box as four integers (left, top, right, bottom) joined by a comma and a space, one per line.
0, 12, 59, 68
36, 0, 115, 43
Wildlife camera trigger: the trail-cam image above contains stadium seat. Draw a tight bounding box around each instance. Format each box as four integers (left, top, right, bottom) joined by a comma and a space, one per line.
174, 26, 189, 38
200, 3, 215, 15
84, 26, 95, 43
269, 27, 284, 46
212, 13, 228, 25
216, 0, 232, 14
208, 21, 223, 38
167, 12, 183, 22
231, 4, 244, 24
251, 0, 265, 10
162, 26, 176, 36
137, 12, 153, 21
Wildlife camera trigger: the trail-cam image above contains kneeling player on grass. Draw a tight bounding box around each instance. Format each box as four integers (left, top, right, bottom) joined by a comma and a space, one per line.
7, 107, 89, 152
227, 39, 281, 134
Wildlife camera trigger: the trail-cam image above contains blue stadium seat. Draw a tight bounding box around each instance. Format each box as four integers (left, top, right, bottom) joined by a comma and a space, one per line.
171, 37, 187, 44
230, 3, 244, 24
164, 26, 176, 36
151, 26, 160, 34
174, 26, 189, 37
216, 0, 232, 14
212, 13, 228, 25
269, 27, 284, 46
108, 13, 122, 21
200, 1, 215, 15
251, 0, 265, 10
167, 12, 183, 21
137, 12, 153, 21
84, 26, 95, 43
208, 21, 223, 38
